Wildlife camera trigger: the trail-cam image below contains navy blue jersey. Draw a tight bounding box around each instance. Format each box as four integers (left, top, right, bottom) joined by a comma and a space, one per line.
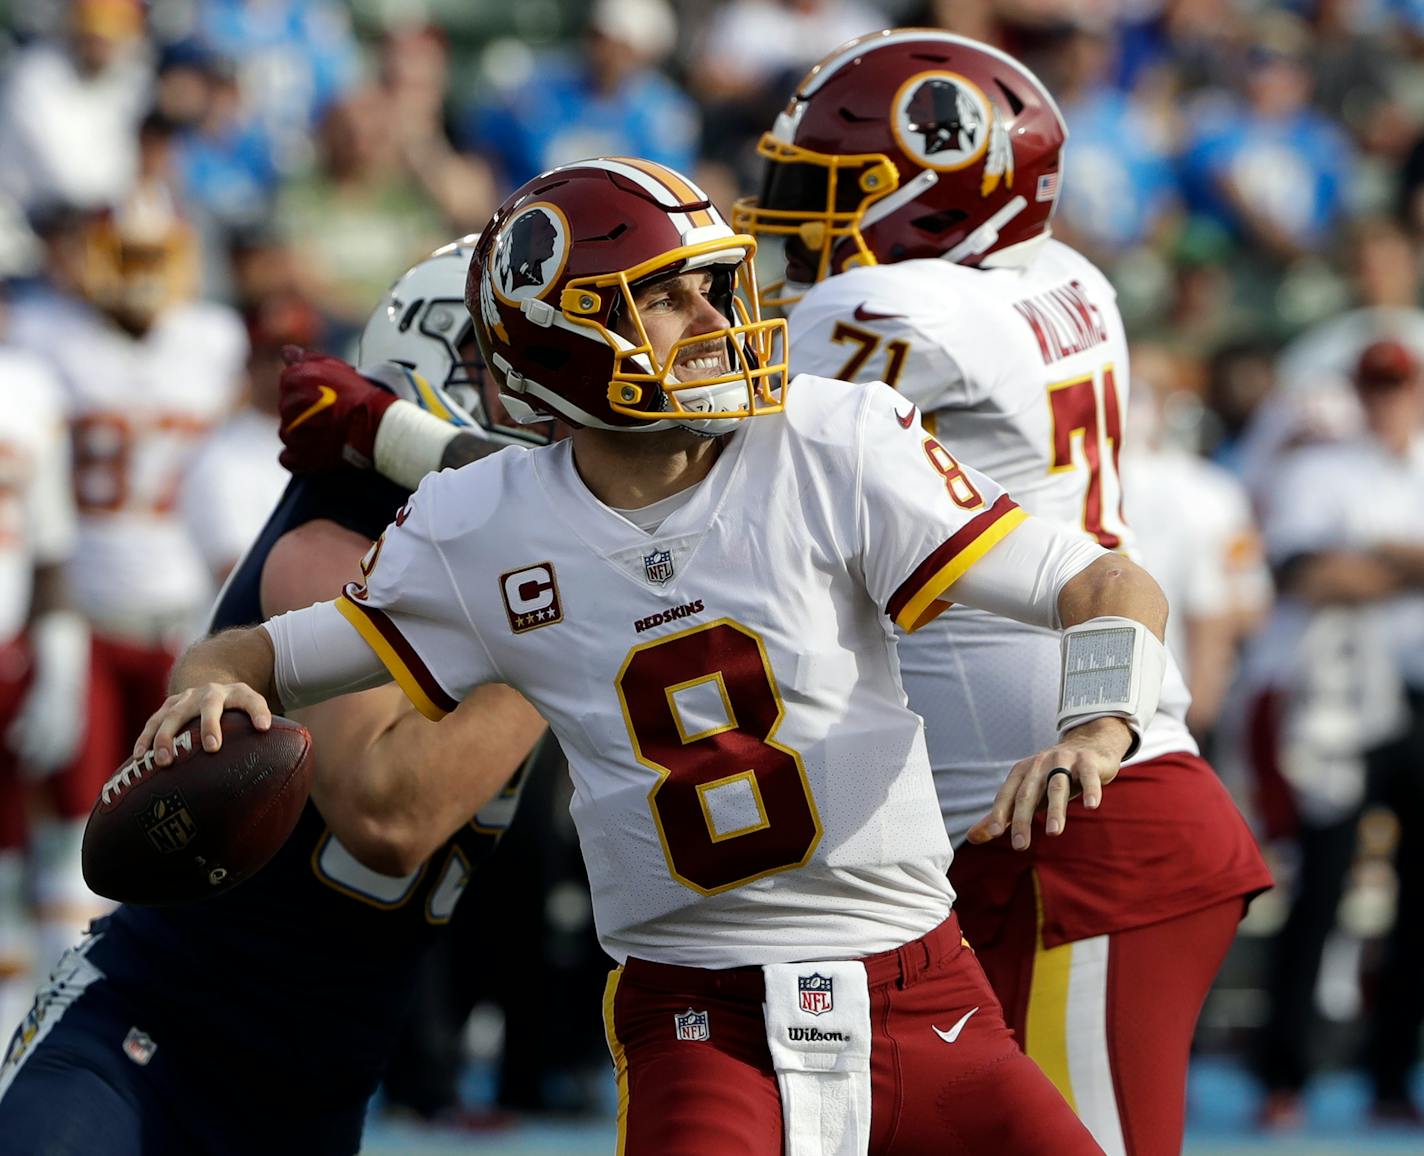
87, 466, 532, 1106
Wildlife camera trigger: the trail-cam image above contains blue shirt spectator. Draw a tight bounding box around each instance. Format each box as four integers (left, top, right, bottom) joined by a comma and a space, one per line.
192, 0, 360, 174
1178, 22, 1354, 256
463, 0, 697, 188
1180, 100, 1352, 251
1058, 84, 1180, 253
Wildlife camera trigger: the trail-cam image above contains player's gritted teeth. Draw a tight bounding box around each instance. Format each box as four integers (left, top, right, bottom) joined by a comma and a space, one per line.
673, 340, 730, 379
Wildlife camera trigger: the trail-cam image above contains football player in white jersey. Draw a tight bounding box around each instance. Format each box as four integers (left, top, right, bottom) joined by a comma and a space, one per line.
733, 31, 1271, 1156
0, 333, 85, 1044
6, 199, 246, 959
134, 157, 1174, 1156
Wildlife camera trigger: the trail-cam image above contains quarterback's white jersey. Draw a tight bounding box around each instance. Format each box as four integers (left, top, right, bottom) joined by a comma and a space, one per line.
0, 349, 76, 643
788, 242, 1195, 845
8, 293, 246, 631
336, 377, 1037, 967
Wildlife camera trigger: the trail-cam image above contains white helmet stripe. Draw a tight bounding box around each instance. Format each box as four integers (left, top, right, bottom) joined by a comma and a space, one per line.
586, 158, 733, 241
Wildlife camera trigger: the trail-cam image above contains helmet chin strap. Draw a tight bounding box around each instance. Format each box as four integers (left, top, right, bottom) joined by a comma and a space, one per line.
940, 196, 1028, 265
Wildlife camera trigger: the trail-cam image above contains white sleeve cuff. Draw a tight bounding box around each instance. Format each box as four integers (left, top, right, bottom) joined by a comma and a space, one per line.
262, 601, 392, 711
946, 515, 1107, 630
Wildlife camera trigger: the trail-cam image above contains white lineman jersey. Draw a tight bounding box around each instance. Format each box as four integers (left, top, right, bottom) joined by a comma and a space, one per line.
788, 242, 1195, 845
338, 377, 1031, 966
8, 294, 246, 626
0, 349, 76, 643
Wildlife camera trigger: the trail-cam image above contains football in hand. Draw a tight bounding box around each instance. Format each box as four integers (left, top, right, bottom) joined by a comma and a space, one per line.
82, 711, 315, 905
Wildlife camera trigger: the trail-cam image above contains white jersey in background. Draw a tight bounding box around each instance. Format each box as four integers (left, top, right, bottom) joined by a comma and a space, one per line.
0, 349, 76, 643
180, 408, 287, 580
8, 292, 245, 634
1239, 433, 1424, 823
1122, 445, 1269, 677
788, 241, 1195, 845
323, 378, 1080, 968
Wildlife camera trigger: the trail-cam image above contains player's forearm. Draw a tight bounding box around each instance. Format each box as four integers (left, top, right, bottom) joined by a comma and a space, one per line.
1374, 541, 1424, 587
310, 684, 545, 874
1282, 550, 1399, 604
168, 626, 283, 710
439, 430, 502, 471
1056, 554, 1167, 640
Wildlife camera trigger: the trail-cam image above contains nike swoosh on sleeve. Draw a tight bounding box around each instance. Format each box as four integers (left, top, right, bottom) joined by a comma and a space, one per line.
284, 385, 337, 433
896, 405, 917, 429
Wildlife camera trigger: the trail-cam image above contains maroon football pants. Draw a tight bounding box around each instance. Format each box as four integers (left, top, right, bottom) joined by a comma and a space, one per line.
603, 914, 1103, 1155
961, 882, 1244, 1156
52, 633, 176, 820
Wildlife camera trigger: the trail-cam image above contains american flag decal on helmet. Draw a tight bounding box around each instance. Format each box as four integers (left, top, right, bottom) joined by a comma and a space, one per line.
1036, 171, 1060, 202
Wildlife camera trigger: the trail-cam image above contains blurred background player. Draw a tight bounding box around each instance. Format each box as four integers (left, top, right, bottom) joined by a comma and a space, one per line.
1120, 346, 1271, 742
1247, 337, 1424, 1126
735, 30, 1272, 1155
4, 192, 245, 969
181, 291, 324, 586
0, 239, 551, 1155
0, 298, 85, 1048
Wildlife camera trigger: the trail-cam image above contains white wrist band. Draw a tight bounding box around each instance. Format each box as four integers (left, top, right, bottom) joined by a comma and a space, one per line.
1056, 615, 1167, 760
372, 399, 460, 490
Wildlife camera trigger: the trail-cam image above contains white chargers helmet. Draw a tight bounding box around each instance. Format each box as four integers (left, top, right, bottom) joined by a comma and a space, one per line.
358, 235, 556, 445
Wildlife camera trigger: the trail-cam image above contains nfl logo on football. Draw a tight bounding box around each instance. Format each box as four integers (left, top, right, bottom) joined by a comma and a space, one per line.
799, 973, 834, 1016
122, 1027, 157, 1066
673, 1007, 710, 1042
139, 792, 197, 854
643, 548, 675, 585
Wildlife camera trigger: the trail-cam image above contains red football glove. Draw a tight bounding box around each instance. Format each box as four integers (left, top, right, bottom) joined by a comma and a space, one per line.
277, 346, 398, 474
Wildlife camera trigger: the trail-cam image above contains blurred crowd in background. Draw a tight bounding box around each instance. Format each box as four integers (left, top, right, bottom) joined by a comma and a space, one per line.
2, 0, 1424, 1137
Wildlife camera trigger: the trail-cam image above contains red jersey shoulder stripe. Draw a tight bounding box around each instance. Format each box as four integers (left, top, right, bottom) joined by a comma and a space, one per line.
886, 495, 1026, 632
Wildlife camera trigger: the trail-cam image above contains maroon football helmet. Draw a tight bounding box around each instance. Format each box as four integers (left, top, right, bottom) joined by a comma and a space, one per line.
732, 29, 1068, 303
467, 158, 787, 434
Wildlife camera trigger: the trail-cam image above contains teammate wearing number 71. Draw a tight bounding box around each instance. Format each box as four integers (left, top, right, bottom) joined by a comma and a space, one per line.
139, 157, 1169, 1155
736, 30, 1272, 1156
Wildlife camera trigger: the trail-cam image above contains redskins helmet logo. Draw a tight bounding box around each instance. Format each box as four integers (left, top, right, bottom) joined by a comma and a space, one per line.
491, 203, 570, 305
892, 71, 1015, 197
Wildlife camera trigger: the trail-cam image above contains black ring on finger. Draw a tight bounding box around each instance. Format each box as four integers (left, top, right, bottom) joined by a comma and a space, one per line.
1045, 767, 1073, 787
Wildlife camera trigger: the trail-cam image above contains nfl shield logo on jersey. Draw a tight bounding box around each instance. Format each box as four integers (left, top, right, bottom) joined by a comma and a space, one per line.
799, 973, 833, 1016
673, 1007, 710, 1041
643, 549, 675, 585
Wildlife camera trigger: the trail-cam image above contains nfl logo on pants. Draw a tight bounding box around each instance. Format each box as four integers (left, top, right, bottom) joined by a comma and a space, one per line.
674, 1008, 710, 1041
799, 973, 833, 1016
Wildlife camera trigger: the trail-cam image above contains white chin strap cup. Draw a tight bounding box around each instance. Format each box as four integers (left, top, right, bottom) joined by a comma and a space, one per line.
1056, 615, 1167, 760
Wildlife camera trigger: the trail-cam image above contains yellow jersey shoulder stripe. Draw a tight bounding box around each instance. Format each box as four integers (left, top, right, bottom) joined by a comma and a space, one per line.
888, 496, 1027, 632
336, 590, 456, 721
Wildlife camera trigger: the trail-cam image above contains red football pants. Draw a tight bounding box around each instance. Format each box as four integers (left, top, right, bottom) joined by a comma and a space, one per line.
52, 633, 176, 820
962, 882, 1244, 1156
603, 914, 1103, 1155
0, 640, 30, 850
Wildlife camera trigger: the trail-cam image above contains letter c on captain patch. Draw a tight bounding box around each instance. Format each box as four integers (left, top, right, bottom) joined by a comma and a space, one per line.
500, 561, 563, 634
